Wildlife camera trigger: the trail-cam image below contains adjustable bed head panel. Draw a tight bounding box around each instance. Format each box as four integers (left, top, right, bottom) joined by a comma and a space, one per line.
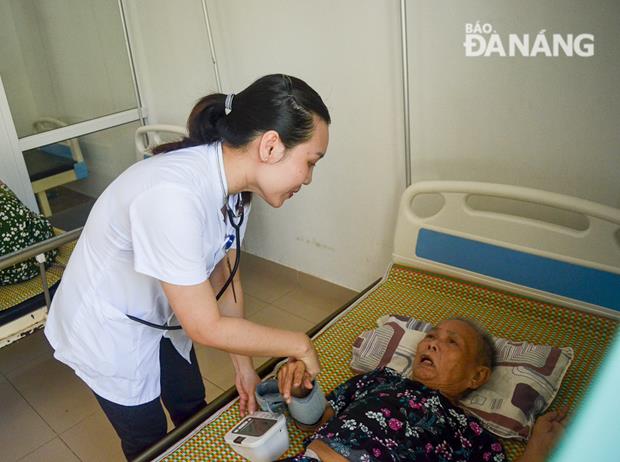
393, 181, 620, 319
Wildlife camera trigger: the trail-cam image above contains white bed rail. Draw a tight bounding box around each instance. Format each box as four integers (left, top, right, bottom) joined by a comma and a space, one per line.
393, 181, 620, 318
0, 228, 82, 348
134, 124, 187, 161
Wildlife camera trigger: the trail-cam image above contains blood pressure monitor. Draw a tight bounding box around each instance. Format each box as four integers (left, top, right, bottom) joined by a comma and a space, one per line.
224, 411, 289, 462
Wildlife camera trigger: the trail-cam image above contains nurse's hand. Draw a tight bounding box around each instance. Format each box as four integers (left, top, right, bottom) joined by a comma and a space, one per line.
297, 338, 321, 380
235, 368, 261, 417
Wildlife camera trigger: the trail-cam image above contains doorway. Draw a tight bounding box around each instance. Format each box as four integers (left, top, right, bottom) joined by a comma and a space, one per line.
0, 0, 143, 231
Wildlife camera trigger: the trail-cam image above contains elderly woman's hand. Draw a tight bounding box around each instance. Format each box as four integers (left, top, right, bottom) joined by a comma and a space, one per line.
277, 359, 314, 403
520, 407, 568, 462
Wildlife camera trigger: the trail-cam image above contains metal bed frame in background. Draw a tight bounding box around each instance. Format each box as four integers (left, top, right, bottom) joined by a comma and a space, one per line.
0, 228, 82, 348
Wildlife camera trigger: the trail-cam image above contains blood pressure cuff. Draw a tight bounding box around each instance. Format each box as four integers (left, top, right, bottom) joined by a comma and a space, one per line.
287, 381, 326, 426
255, 378, 327, 426
255, 379, 287, 414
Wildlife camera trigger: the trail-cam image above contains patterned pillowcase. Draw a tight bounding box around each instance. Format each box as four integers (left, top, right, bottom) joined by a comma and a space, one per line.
350, 314, 573, 440
0, 181, 58, 285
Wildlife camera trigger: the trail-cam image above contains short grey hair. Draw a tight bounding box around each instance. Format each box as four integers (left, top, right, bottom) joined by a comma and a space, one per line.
446, 317, 496, 369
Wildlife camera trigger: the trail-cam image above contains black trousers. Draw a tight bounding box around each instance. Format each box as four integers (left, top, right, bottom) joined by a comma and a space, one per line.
95, 337, 207, 461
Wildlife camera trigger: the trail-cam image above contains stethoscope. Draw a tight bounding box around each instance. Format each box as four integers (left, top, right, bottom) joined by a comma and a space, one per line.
127, 196, 245, 331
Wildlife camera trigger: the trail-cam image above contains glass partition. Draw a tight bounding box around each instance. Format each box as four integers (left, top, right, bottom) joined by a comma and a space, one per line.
0, 0, 142, 220
0, 0, 137, 138
23, 121, 140, 230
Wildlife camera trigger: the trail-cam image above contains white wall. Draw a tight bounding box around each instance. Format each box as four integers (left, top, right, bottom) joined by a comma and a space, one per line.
127, 0, 619, 291
408, 0, 620, 208
127, 0, 219, 127
210, 0, 406, 291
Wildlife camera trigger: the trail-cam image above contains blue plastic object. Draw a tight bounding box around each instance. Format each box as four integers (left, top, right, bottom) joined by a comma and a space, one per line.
415, 229, 620, 312
40, 143, 72, 159
73, 161, 88, 180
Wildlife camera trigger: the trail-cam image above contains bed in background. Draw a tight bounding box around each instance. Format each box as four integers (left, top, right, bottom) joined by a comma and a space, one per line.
0, 229, 79, 348
132, 181, 618, 461
134, 124, 187, 160
24, 118, 89, 217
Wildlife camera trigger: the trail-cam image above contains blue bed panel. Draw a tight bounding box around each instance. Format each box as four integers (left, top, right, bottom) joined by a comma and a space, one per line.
415, 229, 620, 312
40, 143, 73, 159
74, 161, 88, 179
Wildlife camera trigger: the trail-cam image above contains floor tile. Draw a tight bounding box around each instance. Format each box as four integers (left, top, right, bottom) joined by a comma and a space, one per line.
194, 344, 236, 391
161, 401, 174, 432
252, 355, 272, 369
271, 287, 346, 324
240, 268, 298, 303
245, 306, 315, 376
241, 253, 298, 284
0, 329, 53, 376
7, 356, 99, 434
298, 271, 358, 302
203, 378, 224, 403
0, 379, 56, 462
60, 408, 125, 462
18, 438, 80, 462
244, 294, 268, 317
247, 305, 315, 333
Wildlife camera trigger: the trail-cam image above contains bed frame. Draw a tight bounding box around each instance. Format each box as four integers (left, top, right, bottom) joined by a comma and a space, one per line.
134, 124, 187, 160
394, 181, 619, 319
133, 181, 619, 461
0, 228, 81, 348
26, 118, 89, 217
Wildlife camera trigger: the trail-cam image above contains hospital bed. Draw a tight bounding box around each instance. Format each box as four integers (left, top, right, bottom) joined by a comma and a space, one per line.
133, 180, 620, 462
134, 124, 187, 160
25, 118, 89, 217
0, 229, 80, 348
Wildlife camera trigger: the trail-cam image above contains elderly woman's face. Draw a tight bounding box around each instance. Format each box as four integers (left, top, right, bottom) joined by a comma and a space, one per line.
411, 319, 490, 402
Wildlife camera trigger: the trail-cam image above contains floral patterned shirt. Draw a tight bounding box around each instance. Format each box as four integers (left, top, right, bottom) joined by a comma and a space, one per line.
306, 367, 506, 462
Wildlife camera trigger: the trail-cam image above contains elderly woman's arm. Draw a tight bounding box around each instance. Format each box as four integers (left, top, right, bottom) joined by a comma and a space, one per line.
516, 407, 568, 462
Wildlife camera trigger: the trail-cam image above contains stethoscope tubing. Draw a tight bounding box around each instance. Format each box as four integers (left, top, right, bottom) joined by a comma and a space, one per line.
126, 205, 244, 331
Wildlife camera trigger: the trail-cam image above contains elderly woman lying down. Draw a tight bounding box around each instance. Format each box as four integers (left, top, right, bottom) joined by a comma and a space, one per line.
275, 318, 566, 462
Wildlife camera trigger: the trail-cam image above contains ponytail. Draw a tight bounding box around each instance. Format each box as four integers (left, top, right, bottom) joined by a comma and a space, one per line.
152, 74, 330, 155
152, 94, 226, 154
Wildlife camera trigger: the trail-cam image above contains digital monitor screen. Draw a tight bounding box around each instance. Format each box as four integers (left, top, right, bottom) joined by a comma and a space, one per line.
233, 417, 277, 437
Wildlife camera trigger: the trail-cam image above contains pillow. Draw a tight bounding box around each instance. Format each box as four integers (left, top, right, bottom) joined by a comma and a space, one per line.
351, 315, 432, 377
0, 181, 58, 285
351, 315, 574, 440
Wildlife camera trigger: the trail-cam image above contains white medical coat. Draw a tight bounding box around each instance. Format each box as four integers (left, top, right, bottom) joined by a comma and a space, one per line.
45, 142, 249, 405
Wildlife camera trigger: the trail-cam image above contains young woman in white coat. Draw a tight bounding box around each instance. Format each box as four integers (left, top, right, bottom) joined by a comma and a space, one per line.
45, 74, 329, 460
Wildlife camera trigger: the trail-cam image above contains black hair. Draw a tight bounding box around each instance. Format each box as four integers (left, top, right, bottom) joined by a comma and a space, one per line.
447, 317, 496, 370
153, 74, 330, 155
